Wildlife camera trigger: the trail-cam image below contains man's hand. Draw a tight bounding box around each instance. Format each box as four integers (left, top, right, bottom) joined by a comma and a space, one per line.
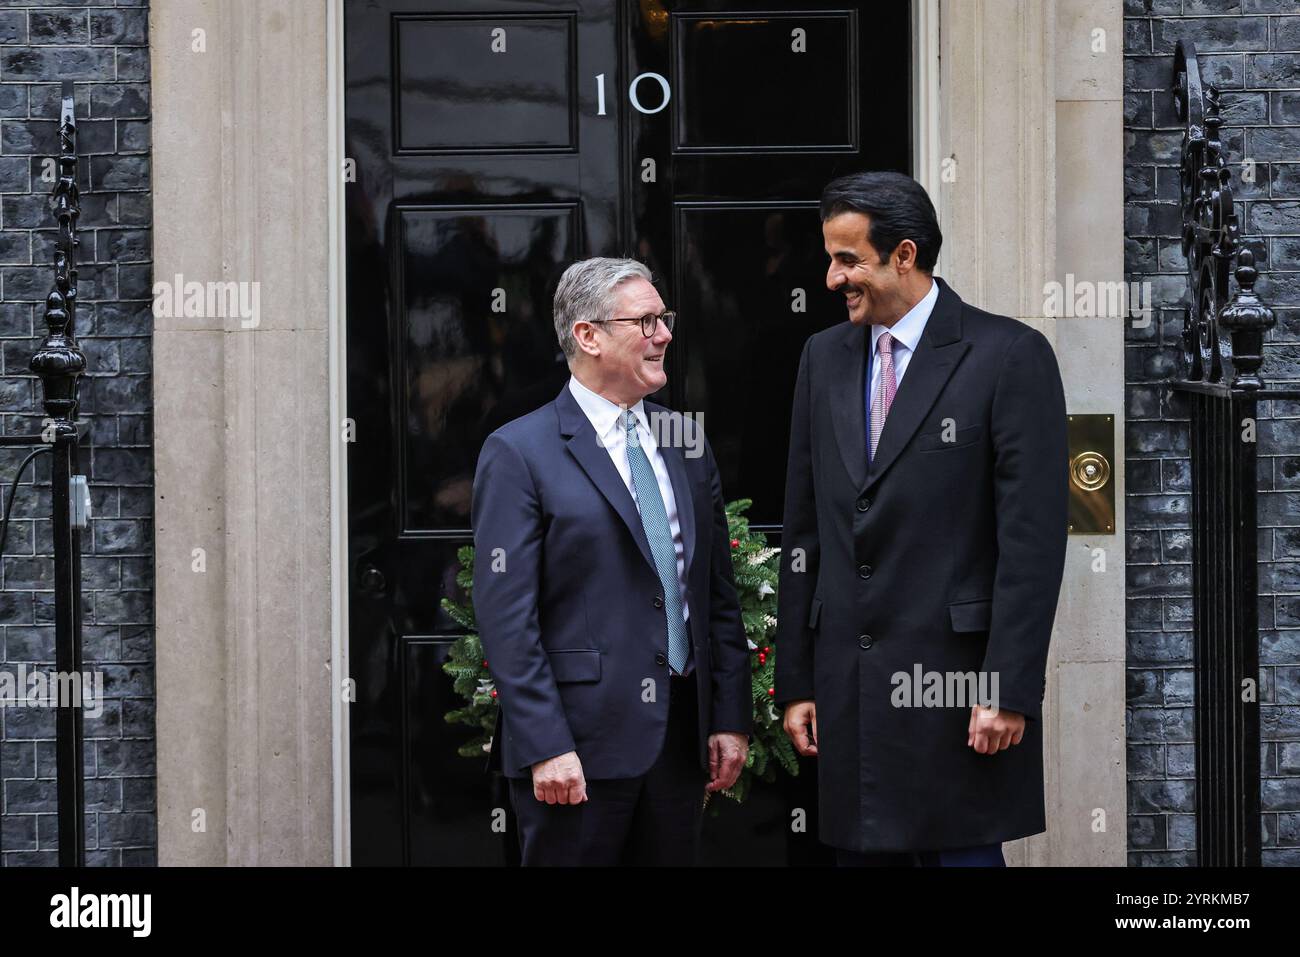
782, 700, 818, 756
706, 732, 749, 793
967, 705, 1025, 755
531, 751, 587, 804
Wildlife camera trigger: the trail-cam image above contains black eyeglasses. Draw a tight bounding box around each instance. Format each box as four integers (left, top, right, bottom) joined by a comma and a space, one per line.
589, 311, 676, 337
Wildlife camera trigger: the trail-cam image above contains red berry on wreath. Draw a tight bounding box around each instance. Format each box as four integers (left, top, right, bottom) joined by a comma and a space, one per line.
482, 660, 488, 668
762, 646, 770, 654
730, 538, 740, 548
767, 688, 775, 696
490, 689, 498, 698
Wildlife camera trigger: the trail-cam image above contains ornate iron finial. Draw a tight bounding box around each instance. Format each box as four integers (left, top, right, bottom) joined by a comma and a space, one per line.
1172, 43, 1255, 386
29, 81, 85, 424
1218, 248, 1276, 390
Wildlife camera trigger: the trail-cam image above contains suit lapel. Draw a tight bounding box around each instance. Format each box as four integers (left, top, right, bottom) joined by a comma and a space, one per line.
657, 438, 697, 575
556, 386, 658, 577
864, 278, 970, 492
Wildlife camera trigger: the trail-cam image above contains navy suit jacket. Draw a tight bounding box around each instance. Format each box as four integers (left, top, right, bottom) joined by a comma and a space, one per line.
471, 383, 752, 779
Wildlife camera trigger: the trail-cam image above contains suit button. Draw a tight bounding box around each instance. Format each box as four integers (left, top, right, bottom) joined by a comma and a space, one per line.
858, 564, 872, 580
856, 497, 871, 512
859, 634, 873, 649
653, 595, 664, 608
655, 653, 667, 666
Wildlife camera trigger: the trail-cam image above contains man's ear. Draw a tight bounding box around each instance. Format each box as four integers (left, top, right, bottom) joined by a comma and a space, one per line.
893, 239, 918, 275
572, 321, 601, 358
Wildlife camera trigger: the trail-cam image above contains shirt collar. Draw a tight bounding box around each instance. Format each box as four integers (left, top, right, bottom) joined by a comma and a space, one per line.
871, 277, 938, 355
567, 374, 648, 443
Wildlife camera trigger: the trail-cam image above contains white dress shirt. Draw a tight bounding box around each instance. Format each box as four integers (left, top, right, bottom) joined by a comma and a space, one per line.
868, 277, 939, 415
567, 375, 689, 626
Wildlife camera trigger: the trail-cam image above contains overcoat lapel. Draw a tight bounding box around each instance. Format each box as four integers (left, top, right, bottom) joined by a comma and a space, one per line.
865, 281, 970, 492
829, 278, 972, 494
830, 321, 869, 490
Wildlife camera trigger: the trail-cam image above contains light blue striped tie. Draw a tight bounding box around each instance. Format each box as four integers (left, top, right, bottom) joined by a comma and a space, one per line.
625, 411, 689, 674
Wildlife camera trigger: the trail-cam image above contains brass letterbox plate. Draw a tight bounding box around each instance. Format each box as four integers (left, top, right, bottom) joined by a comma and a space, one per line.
1068, 414, 1115, 535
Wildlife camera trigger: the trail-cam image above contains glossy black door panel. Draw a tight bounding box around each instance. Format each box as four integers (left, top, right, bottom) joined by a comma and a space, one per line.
402, 637, 511, 864
673, 12, 856, 152
394, 14, 577, 153
346, 0, 911, 866
395, 204, 578, 533
675, 202, 840, 525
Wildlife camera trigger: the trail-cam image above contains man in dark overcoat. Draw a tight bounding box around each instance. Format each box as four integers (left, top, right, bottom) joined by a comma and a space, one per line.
776, 171, 1068, 866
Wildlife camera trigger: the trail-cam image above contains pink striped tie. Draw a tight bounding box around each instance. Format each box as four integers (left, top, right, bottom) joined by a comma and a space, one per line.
870, 332, 897, 458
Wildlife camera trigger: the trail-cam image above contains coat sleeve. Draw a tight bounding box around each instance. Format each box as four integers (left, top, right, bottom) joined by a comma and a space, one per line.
774, 338, 820, 707
471, 431, 576, 771
981, 328, 1069, 721
703, 433, 753, 736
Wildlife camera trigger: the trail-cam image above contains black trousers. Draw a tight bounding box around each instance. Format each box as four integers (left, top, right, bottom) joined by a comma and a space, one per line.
509, 672, 708, 866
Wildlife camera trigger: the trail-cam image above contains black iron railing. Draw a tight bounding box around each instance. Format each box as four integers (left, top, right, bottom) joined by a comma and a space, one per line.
0, 81, 87, 867
1170, 42, 1275, 867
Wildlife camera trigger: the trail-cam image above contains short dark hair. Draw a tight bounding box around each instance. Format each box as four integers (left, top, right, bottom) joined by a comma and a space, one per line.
819, 171, 942, 273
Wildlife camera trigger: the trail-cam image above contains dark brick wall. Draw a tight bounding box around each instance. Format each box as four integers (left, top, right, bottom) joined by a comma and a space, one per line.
1125, 0, 1300, 866
0, 1, 153, 866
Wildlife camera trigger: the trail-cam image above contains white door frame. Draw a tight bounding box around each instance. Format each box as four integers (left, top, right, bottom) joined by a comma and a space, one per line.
327, 0, 352, 868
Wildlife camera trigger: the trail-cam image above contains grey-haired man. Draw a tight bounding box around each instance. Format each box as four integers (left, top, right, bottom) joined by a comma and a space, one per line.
472, 257, 752, 865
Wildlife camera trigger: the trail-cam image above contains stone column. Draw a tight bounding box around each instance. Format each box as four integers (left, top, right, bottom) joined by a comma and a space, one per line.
936, 0, 1127, 865
151, 0, 334, 865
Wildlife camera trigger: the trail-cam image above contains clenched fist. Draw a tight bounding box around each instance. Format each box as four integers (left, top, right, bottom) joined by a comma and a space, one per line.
967, 705, 1025, 755
531, 751, 587, 804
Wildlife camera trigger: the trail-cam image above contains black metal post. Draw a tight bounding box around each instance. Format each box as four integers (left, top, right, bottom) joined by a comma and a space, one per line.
28, 81, 87, 867
1171, 42, 1271, 866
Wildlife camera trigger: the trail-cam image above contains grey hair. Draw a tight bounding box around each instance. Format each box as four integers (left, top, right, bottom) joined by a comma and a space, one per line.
553, 257, 653, 361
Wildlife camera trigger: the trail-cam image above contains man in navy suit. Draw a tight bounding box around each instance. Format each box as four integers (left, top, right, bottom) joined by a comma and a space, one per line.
472, 257, 752, 866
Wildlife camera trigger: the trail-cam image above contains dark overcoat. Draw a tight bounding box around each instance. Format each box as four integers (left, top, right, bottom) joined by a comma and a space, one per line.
775, 277, 1068, 852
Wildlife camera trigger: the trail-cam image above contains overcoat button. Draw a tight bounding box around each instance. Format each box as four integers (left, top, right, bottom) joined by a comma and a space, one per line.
857, 497, 871, 512
858, 564, 872, 580
858, 634, 873, 649
654, 653, 667, 666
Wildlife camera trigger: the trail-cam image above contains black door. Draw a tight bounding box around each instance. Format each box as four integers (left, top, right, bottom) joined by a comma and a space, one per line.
345, 0, 911, 866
